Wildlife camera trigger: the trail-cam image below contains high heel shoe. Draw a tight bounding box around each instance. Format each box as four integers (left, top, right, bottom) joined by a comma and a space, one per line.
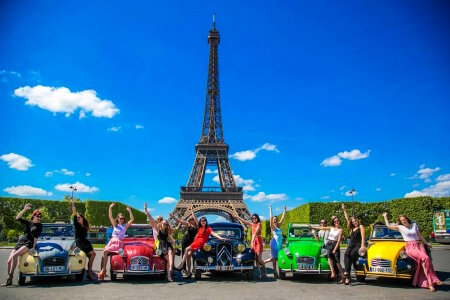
1, 274, 13, 287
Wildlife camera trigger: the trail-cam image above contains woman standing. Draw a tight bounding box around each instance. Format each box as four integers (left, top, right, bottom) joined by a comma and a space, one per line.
145, 203, 175, 282
235, 213, 267, 279
310, 216, 345, 282
169, 211, 198, 274
341, 203, 366, 285
175, 216, 227, 278
98, 203, 134, 280
1, 204, 42, 287
264, 206, 286, 278
383, 212, 442, 292
70, 199, 96, 280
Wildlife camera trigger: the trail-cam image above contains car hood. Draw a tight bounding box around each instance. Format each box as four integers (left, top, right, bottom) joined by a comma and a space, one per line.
368, 241, 406, 263
208, 239, 241, 245
36, 239, 75, 259
287, 240, 322, 256
123, 239, 155, 257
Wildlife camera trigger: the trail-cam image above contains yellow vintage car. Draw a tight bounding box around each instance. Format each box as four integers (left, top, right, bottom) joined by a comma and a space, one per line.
18, 223, 86, 285
354, 224, 416, 282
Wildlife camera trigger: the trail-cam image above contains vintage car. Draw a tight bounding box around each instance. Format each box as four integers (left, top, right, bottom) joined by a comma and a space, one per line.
109, 224, 166, 280
18, 223, 86, 285
193, 222, 255, 280
354, 223, 416, 282
277, 223, 330, 280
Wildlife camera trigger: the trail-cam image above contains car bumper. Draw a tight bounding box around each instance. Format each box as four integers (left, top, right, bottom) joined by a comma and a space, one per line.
112, 269, 166, 275
355, 270, 412, 279
21, 267, 84, 277
280, 268, 331, 274
195, 265, 254, 272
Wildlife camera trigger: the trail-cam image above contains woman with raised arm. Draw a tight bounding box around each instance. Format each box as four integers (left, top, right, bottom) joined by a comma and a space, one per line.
263, 206, 286, 278
310, 216, 345, 282
174, 216, 227, 278
145, 203, 175, 282
98, 203, 134, 280
1, 204, 42, 287
341, 203, 366, 285
70, 199, 96, 280
383, 212, 442, 292
235, 213, 267, 279
169, 210, 198, 274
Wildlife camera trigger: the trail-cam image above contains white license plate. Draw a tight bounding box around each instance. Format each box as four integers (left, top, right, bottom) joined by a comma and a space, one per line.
370, 266, 392, 273
215, 265, 234, 271
130, 265, 149, 271
44, 266, 65, 273
297, 264, 314, 270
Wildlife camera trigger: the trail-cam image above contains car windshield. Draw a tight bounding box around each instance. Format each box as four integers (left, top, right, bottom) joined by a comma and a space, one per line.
289, 227, 314, 238
210, 228, 241, 239
40, 225, 74, 238
126, 227, 153, 237
371, 226, 404, 240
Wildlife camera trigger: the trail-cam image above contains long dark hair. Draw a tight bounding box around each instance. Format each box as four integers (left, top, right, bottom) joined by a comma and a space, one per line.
396, 215, 412, 225
199, 217, 208, 233
78, 213, 90, 230
252, 214, 261, 224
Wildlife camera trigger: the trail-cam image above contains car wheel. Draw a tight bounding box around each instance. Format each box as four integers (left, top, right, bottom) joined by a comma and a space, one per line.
18, 272, 26, 286
277, 265, 286, 280
193, 261, 202, 280
75, 269, 85, 282
246, 268, 254, 281
356, 275, 366, 282
110, 269, 117, 281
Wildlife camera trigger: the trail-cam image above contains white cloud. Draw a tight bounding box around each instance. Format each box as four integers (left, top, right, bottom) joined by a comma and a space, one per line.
213, 174, 256, 192
409, 165, 440, 182
320, 195, 330, 200
14, 85, 119, 119
215, 216, 227, 222
107, 126, 121, 132
230, 143, 279, 161
339, 186, 346, 191
259, 215, 267, 221
376, 188, 382, 192
345, 190, 358, 197
404, 190, 428, 198
135, 124, 144, 130
412, 183, 420, 188
295, 197, 304, 201
45, 168, 75, 177
205, 168, 218, 174
55, 181, 99, 193
85, 172, 91, 177
4, 185, 52, 197
1, 70, 21, 82
437, 174, 450, 182
1, 153, 34, 171
158, 197, 177, 204
247, 192, 288, 202
404, 180, 450, 198
390, 173, 396, 177
321, 149, 371, 167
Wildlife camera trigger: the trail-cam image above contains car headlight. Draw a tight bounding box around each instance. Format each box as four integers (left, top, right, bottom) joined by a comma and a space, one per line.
236, 254, 242, 264
118, 248, 125, 256
203, 244, 211, 252
321, 248, 329, 256
207, 257, 214, 264
358, 248, 366, 257
399, 251, 408, 259
284, 247, 291, 256
237, 243, 245, 252
72, 247, 81, 256
28, 248, 37, 256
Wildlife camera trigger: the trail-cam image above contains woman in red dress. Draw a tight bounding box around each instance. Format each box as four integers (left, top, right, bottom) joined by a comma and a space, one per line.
235, 213, 267, 278
174, 216, 227, 278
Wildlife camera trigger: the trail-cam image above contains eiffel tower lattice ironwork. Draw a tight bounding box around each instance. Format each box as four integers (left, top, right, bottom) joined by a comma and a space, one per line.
171, 17, 251, 224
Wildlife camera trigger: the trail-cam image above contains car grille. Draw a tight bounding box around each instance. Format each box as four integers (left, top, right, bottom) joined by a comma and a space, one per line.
297, 256, 315, 265
216, 243, 233, 266
43, 257, 65, 266
371, 258, 392, 268
130, 256, 149, 266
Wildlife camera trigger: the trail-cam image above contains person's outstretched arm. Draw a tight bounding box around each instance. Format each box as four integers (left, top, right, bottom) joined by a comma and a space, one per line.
382, 212, 399, 231
126, 206, 134, 229
279, 206, 287, 226
108, 203, 116, 227
341, 203, 350, 227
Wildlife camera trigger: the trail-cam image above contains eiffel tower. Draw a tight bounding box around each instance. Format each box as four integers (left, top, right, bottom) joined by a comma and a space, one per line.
171, 16, 251, 223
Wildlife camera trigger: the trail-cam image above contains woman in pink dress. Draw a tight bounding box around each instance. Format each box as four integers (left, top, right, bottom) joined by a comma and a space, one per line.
98, 203, 134, 280
383, 212, 442, 292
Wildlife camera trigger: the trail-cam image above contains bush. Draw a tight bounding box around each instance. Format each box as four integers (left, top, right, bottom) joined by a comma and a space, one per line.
7, 229, 19, 242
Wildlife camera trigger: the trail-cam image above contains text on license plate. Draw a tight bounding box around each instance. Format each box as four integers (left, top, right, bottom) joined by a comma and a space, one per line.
130, 265, 149, 271
297, 264, 314, 270
370, 267, 392, 273
215, 266, 234, 271
44, 266, 65, 273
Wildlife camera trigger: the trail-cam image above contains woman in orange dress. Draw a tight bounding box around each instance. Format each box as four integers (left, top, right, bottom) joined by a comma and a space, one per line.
235, 213, 267, 278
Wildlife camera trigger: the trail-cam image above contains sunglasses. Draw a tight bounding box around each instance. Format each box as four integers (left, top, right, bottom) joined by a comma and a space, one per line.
252, 217, 257, 219
35, 215, 42, 218
200, 219, 206, 222
320, 221, 326, 224
119, 217, 125, 220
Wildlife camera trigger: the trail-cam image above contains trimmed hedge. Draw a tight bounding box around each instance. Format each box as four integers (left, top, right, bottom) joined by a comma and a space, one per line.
0, 197, 146, 236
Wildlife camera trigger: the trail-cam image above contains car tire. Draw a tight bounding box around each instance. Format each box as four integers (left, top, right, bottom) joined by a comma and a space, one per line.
356, 275, 366, 282
75, 269, 85, 282
277, 265, 286, 280
246, 268, 254, 281
18, 272, 26, 286
110, 269, 117, 281
193, 261, 202, 280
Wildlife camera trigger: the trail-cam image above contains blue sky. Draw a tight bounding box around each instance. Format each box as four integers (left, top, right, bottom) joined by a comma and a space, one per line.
1, 1, 449, 220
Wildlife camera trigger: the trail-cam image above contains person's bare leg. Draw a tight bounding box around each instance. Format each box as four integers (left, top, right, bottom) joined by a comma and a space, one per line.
272, 259, 279, 278
185, 250, 193, 275
99, 250, 109, 276
168, 250, 174, 281
6, 250, 16, 275
328, 257, 336, 279
87, 251, 96, 278
9, 247, 28, 276
176, 247, 191, 269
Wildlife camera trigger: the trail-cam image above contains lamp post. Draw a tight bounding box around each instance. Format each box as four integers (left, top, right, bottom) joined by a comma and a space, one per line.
69, 185, 77, 201
349, 188, 356, 216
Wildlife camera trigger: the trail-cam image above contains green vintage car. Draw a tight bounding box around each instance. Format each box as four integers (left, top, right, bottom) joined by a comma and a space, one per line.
277, 223, 331, 279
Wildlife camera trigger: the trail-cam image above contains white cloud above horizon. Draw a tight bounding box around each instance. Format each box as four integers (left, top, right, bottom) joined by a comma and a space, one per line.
4, 185, 52, 197
45, 168, 75, 177
55, 181, 99, 193
107, 126, 121, 132
409, 165, 440, 183
246, 191, 288, 202
158, 197, 177, 204
404, 179, 450, 198
213, 174, 256, 192
321, 149, 371, 167
1, 153, 34, 171
135, 124, 144, 129
14, 85, 119, 119
230, 143, 279, 161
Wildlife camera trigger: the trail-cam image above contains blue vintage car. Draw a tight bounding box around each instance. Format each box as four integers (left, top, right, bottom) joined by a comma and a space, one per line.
193, 222, 255, 280
18, 223, 86, 285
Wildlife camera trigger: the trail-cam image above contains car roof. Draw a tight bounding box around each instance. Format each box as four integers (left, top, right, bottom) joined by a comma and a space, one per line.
210, 222, 244, 229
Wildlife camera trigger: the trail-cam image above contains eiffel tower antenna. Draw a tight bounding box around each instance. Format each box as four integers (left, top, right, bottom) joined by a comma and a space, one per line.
171, 17, 251, 224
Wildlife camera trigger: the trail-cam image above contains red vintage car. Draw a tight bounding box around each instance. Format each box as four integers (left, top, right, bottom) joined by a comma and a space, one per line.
110, 224, 166, 280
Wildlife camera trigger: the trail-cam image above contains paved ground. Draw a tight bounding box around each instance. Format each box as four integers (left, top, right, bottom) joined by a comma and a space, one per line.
0, 248, 448, 300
